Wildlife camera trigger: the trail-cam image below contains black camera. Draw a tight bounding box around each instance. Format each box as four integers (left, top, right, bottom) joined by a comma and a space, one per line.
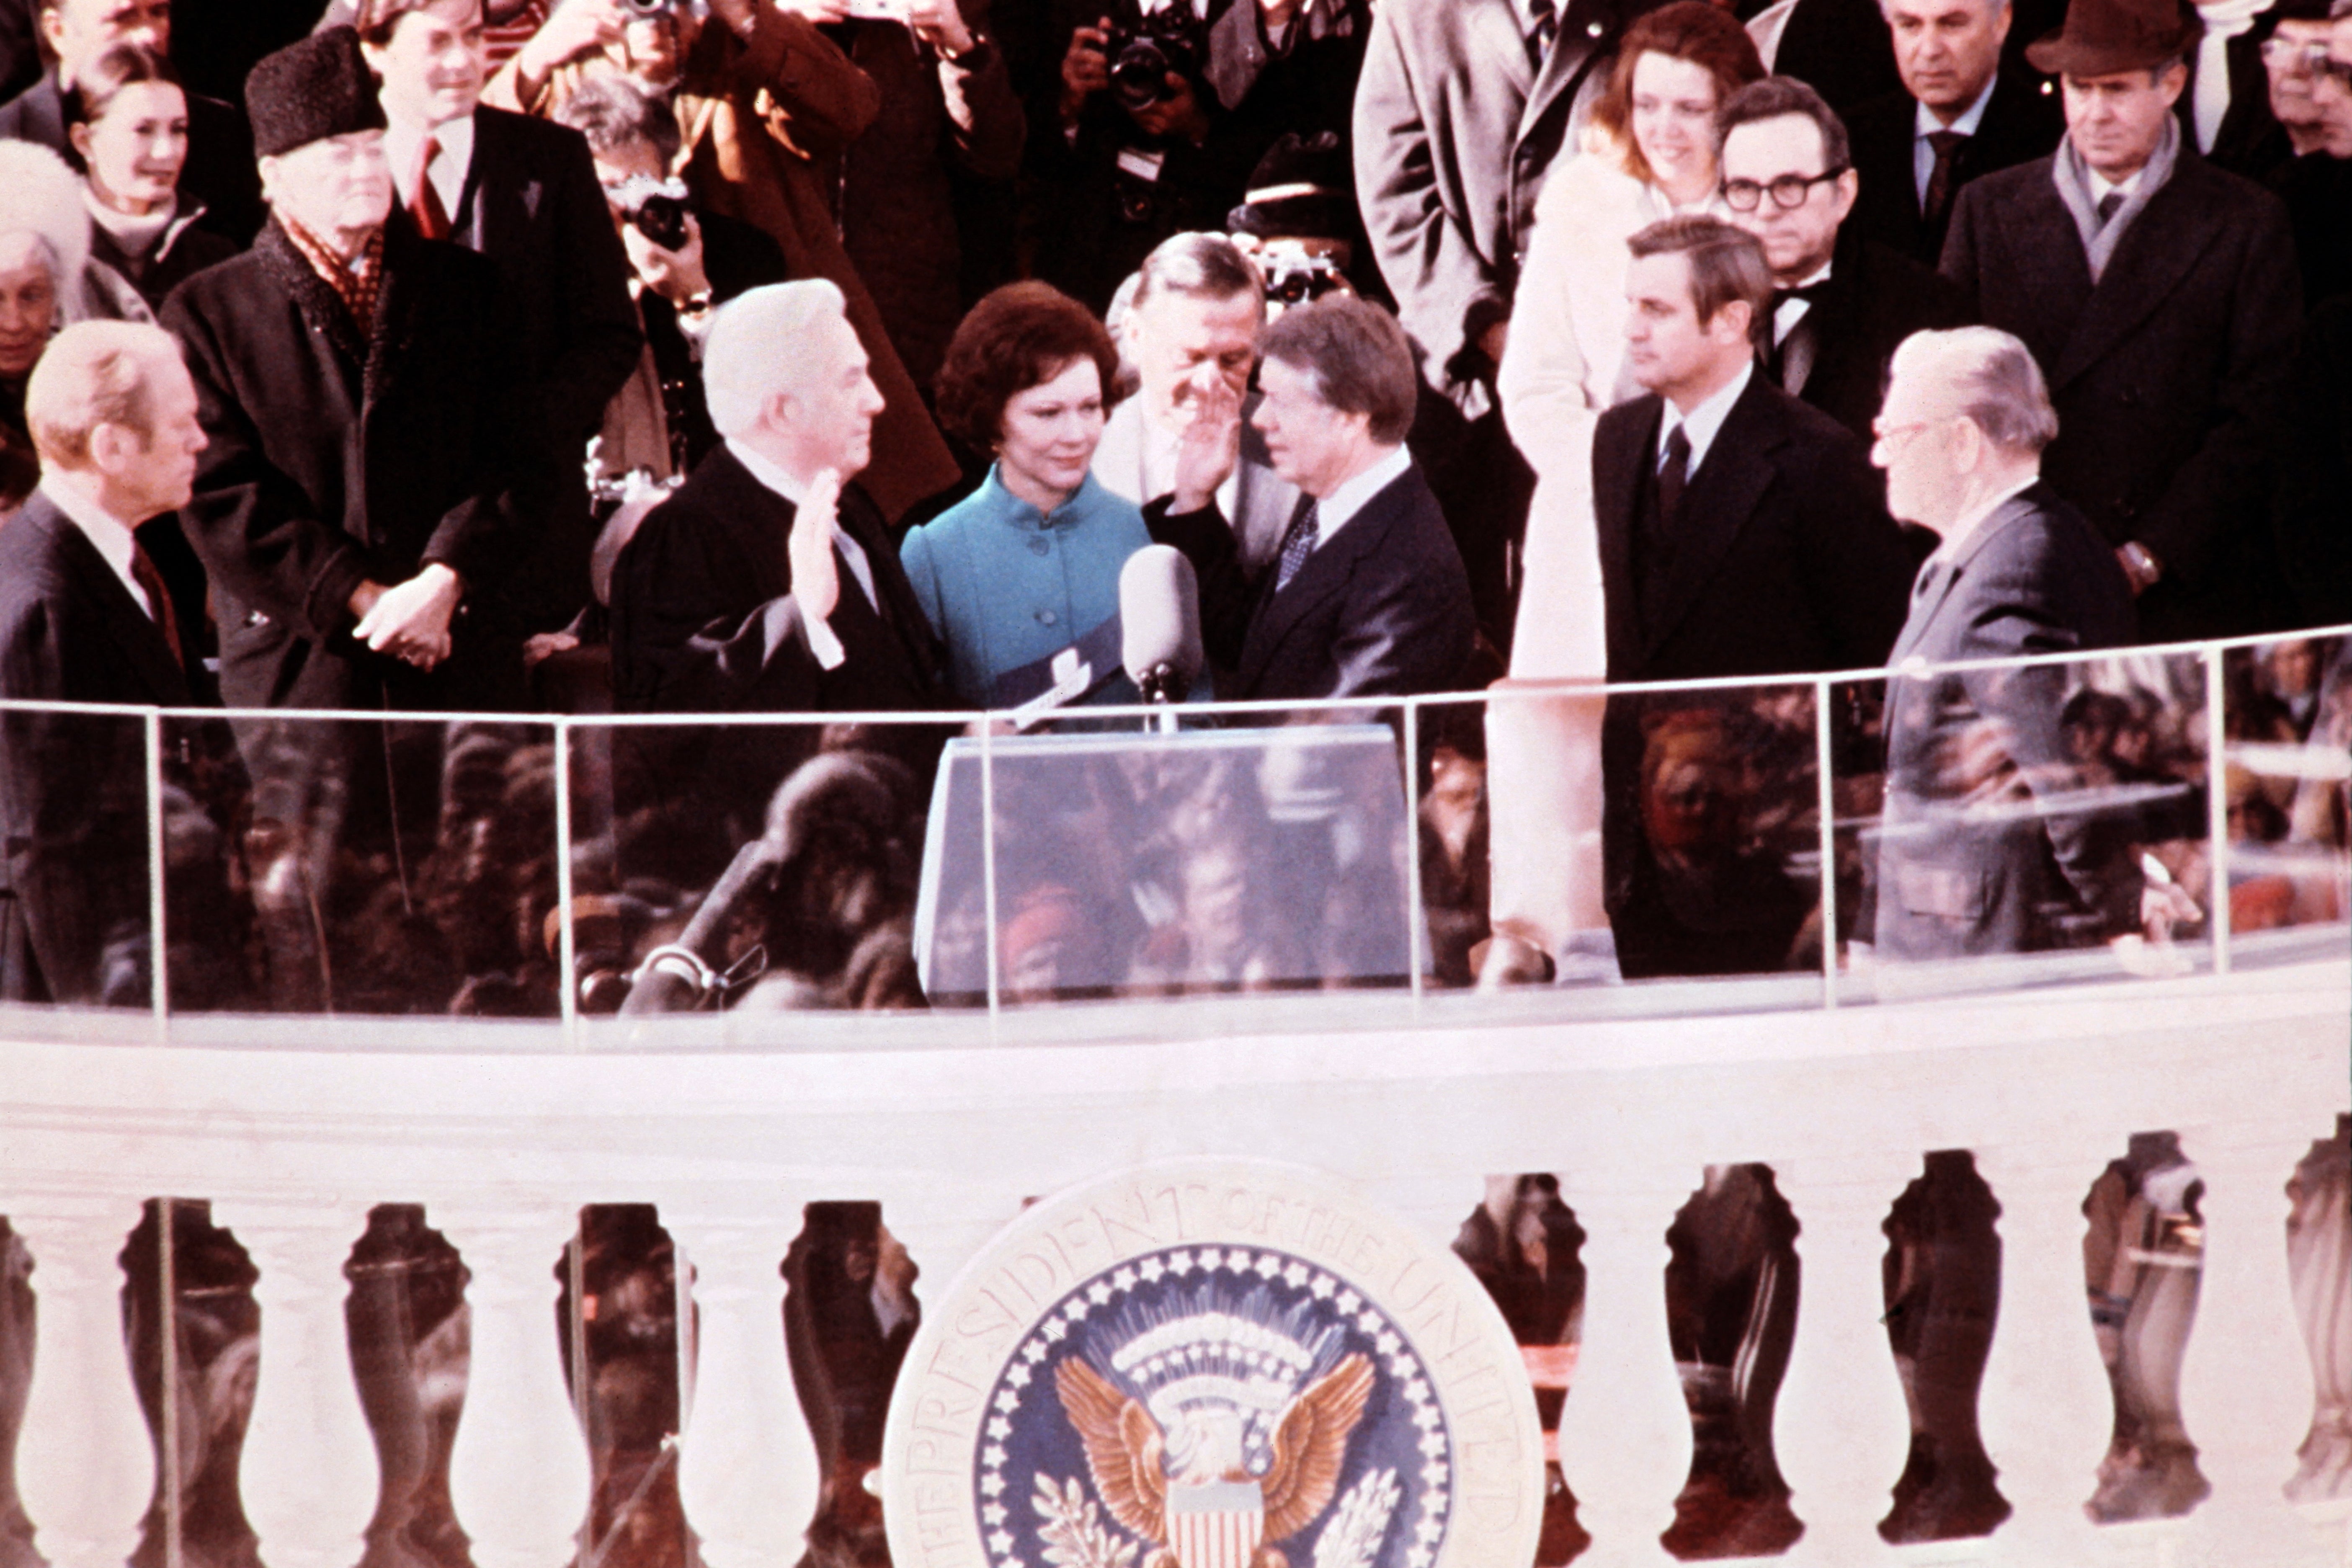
1101, 3, 1204, 113
608, 173, 692, 253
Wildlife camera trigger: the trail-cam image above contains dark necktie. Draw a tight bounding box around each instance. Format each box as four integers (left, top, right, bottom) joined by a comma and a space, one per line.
1921, 129, 1967, 238
1656, 426, 1691, 522
1524, 0, 1557, 67
410, 135, 451, 241
1274, 498, 1320, 593
2095, 190, 2125, 229
129, 541, 185, 671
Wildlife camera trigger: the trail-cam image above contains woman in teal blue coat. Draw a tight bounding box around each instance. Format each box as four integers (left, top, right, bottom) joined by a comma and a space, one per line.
901, 283, 1154, 710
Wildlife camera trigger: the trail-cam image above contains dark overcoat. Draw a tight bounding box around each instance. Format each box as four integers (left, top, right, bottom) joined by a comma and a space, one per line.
1846, 66, 2063, 268
161, 218, 533, 714
1939, 149, 2304, 637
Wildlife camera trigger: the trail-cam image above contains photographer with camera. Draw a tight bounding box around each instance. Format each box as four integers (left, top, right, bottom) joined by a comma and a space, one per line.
1042, 0, 1365, 315
484, 0, 964, 524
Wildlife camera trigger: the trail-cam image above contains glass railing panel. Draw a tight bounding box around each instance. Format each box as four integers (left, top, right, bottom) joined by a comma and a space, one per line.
1458, 679, 1827, 1021
158, 713, 562, 1039
0, 702, 159, 1034
2218, 635, 2352, 967
1836, 646, 2214, 1002
567, 712, 969, 1049
965, 700, 1422, 1042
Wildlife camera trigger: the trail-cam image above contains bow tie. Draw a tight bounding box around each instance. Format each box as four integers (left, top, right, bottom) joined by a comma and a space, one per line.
1771, 280, 1830, 313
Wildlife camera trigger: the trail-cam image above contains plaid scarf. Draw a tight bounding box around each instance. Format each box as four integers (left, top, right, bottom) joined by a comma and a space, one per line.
280, 216, 386, 334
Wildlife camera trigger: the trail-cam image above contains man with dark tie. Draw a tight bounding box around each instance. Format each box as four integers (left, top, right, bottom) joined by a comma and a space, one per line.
1844, 0, 2063, 265
1939, 0, 2303, 638
1718, 76, 1970, 441
0, 321, 199, 1003
1147, 294, 1475, 701
1860, 326, 2152, 962
1589, 217, 1915, 976
358, 0, 641, 637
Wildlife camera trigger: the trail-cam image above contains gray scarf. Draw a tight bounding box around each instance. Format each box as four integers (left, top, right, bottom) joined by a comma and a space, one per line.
2052, 114, 2179, 283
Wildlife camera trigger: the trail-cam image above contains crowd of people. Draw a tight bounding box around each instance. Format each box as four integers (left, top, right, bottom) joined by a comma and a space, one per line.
0, 0, 2346, 1010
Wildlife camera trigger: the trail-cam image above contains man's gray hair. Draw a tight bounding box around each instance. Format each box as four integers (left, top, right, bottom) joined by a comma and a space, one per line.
1892, 326, 2059, 454
551, 74, 683, 165
702, 279, 850, 439
1259, 295, 1418, 444
1130, 231, 1265, 318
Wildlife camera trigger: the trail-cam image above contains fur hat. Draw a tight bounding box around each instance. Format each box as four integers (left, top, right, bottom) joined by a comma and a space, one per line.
245, 26, 386, 159
2024, 0, 2200, 77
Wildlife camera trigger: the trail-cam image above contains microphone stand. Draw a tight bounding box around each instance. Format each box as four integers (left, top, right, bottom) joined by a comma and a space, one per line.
1134, 663, 1188, 733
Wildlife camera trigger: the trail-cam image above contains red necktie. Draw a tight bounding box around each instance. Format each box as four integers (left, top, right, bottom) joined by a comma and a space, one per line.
129, 542, 185, 671
410, 135, 450, 241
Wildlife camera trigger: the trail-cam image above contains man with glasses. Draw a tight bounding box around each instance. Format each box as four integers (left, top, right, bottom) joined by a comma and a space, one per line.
1860, 326, 2156, 964
1718, 76, 1969, 442
1940, 0, 2303, 638
2252, 0, 2352, 303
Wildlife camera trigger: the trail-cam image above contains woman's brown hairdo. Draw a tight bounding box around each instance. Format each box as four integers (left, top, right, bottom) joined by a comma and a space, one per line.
1589, 1, 1767, 185
934, 281, 1120, 454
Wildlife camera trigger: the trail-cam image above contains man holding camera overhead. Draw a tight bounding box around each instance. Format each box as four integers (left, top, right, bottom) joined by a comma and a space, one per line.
1043, 0, 1366, 315
486, 0, 963, 523
358, 0, 642, 640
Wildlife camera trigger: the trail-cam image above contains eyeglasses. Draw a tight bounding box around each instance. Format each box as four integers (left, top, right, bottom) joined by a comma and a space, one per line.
1870, 416, 1950, 449
1721, 167, 1849, 211
2261, 37, 2352, 86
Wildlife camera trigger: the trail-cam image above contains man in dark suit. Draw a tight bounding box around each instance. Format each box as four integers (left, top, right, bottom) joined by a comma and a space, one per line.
1145, 294, 1475, 702
0, 322, 198, 1004
610, 279, 951, 798
1846, 0, 2063, 266
1862, 327, 2157, 962
1939, 0, 2304, 639
1593, 217, 1916, 976
359, 0, 641, 635
1719, 76, 1971, 441
0, 0, 265, 239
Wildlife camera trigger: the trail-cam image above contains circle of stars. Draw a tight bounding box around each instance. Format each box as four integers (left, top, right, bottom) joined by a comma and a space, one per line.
974, 1245, 1453, 1568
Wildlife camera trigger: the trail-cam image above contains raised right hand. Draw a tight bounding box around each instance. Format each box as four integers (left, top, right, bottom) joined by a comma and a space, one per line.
1170, 374, 1243, 514
515, 0, 623, 82
789, 467, 845, 624
1059, 18, 1111, 120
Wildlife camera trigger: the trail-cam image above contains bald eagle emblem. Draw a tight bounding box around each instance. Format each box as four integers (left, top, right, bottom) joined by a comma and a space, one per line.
1050, 1314, 1377, 1568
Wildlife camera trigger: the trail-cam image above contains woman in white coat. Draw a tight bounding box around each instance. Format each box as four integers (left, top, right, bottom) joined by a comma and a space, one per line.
1478, 3, 1762, 980
1498, 0, 1765, 678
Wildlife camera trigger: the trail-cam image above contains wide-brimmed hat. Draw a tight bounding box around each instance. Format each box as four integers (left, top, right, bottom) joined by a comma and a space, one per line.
1226, 132, 1354, 242
245, 26, 387, 159
2025, 0, 2201, 77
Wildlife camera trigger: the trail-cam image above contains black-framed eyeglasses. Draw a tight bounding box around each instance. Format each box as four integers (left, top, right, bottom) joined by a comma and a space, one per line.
1721, 167, 1849, 211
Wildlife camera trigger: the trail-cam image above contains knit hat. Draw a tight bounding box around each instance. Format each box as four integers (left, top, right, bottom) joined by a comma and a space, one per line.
245, 26, 386, 159
1226, 132, 1354, 242
2024, 0, 2201, 77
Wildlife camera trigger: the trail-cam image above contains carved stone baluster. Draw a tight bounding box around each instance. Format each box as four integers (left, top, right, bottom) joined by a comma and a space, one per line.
440, 1212, 590, 1568
1970, 1142, 2113, 1564
668, 1217, 812, 1568
11, 1204, 150, 1568
1769, 1152, 1917, 1565
222, 1208, 377, 1568
2174, 1132, 2328, 1563
1553, 1179, 1687, 1565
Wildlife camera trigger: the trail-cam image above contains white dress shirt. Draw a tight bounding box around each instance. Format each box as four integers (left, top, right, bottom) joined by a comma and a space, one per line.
1913, 76, 1997, 203
1772, 259, 1832, 346
725, 437, 879, 672
35, 474, 153, 619
385, 111, 475, 224
2086, 163, 2146, 209
1658, 359, 1753, 479
1305, 441, 1413, 551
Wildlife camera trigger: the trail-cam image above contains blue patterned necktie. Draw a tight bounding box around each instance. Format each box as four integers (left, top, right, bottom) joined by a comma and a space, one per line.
1274, 500, 1321, 593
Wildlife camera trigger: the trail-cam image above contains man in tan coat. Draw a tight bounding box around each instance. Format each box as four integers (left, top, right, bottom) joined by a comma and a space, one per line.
487, 0, 960, 521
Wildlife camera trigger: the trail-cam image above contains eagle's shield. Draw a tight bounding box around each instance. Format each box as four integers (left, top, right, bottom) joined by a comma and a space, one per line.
1165, 1481, 1265, 1568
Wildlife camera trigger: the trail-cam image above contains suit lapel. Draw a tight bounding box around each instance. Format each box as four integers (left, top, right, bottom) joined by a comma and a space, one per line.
1594, 400, 1656, 672
31, 502, 191, 704
1888, 486, 2047, 663
1239, 474, 1403, 691
2049, 160, 2229, 389
1640, 377, 1779, 662
1991, 170, 2097, 366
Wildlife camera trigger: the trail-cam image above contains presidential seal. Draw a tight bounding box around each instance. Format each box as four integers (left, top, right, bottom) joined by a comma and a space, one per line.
882, 1160, 1542, 1568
